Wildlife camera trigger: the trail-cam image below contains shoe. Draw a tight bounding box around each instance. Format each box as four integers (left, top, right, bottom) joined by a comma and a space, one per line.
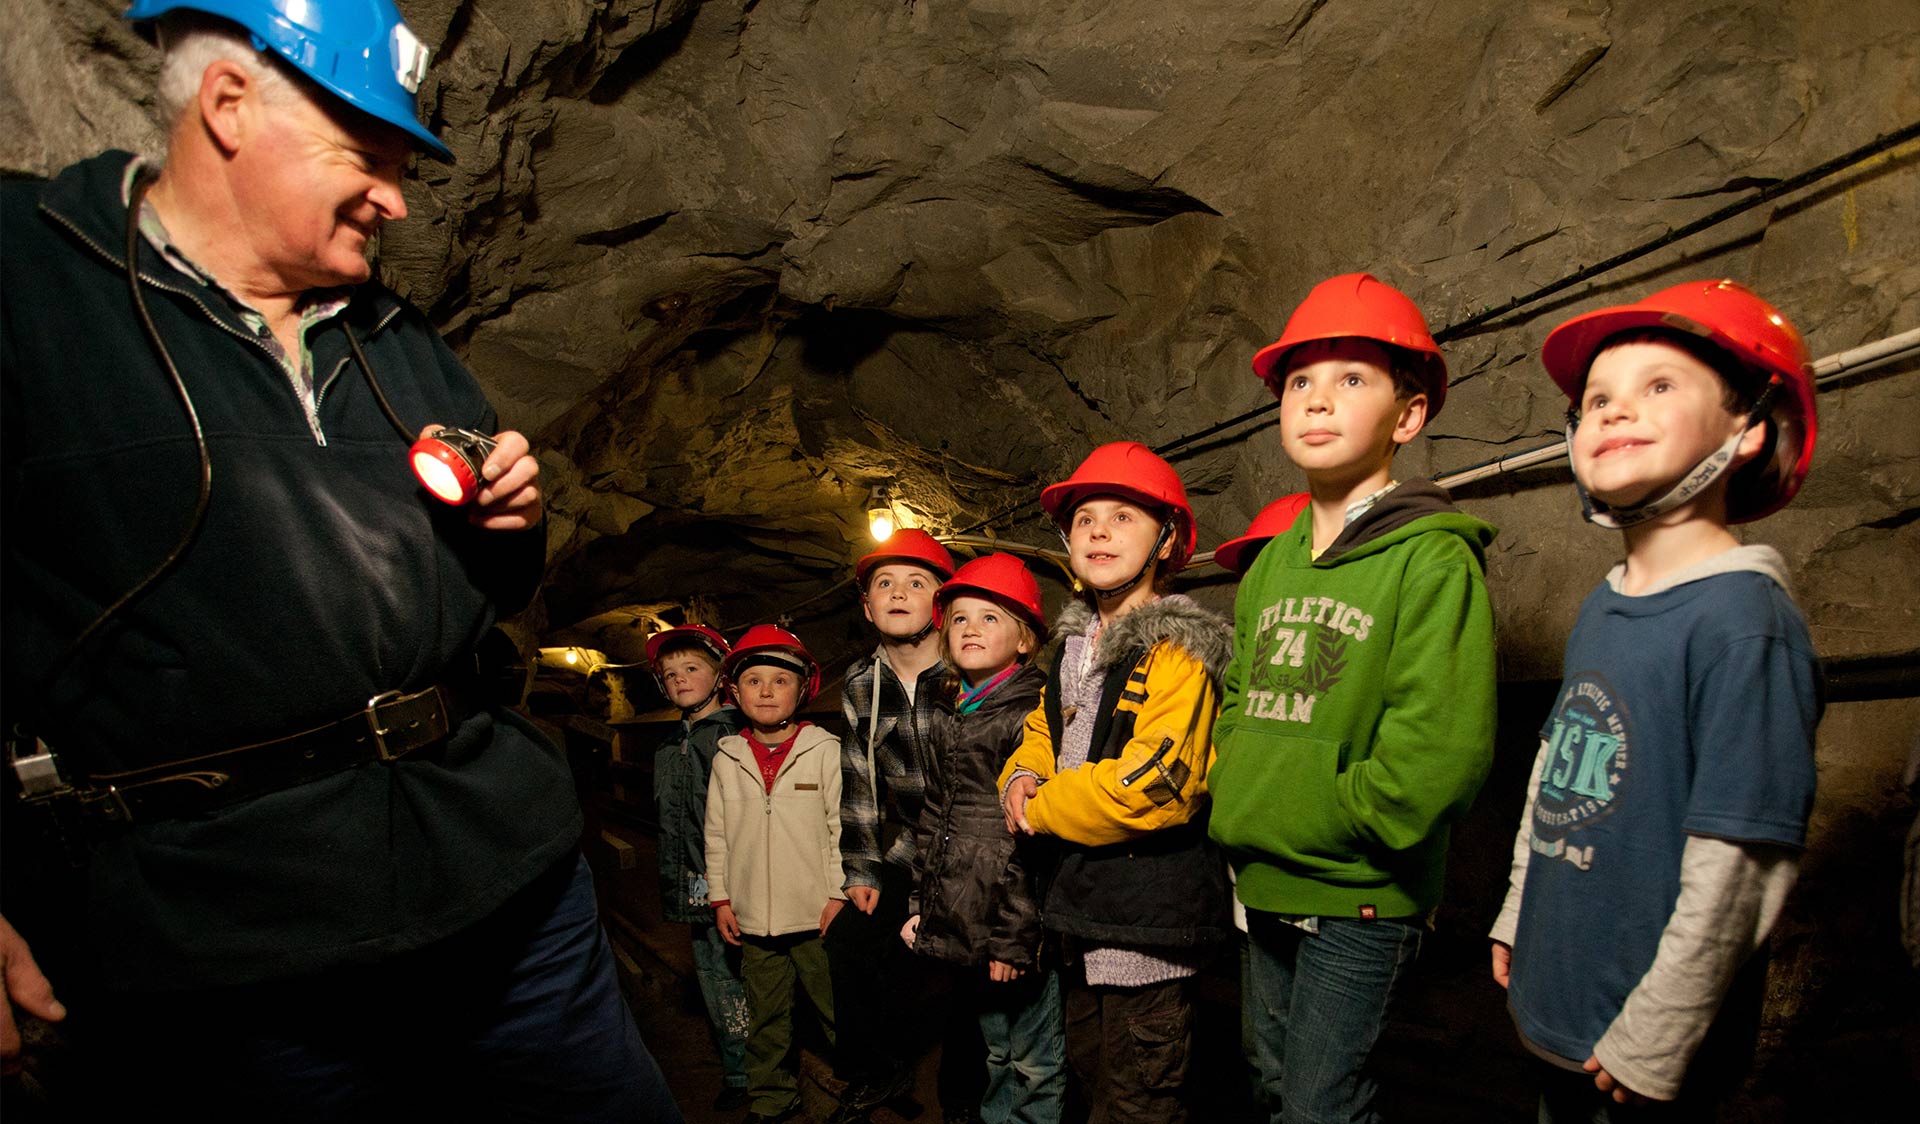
840, 1067, 911, 1112
714, 1085, 752, 1112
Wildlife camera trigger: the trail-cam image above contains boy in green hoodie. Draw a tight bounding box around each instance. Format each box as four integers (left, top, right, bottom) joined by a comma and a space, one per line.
1210, 274, 1498, 1124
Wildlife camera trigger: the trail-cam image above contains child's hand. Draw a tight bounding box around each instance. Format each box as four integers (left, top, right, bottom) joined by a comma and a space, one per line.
1490, 941, 1512, 989
900, 915, 921, 948
1583, 1056, 1657, 1106
987, 959, 1024, 983
819, 899, 845, 935
715, 903, 742, 946
847, 886, 881, 914
1003, 774, 1039, 835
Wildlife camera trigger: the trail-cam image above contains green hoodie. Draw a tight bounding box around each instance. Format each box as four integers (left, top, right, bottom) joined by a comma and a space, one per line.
1209, 479, 1497, 919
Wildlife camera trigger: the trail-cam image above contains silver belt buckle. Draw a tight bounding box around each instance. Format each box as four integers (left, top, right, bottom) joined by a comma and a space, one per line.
11, 738, 72, 802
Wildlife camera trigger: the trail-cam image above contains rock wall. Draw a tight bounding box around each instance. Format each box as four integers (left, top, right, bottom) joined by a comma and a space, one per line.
5, 0, 1918, 1114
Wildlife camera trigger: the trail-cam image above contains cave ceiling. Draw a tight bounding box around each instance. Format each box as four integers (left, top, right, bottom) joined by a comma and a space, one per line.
5, 0, 1918, 680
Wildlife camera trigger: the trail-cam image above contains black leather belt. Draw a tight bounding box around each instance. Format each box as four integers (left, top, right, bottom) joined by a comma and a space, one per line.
66, 680, 482, 828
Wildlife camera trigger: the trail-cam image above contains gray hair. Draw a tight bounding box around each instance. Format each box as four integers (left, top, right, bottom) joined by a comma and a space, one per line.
154, 13, 300, 129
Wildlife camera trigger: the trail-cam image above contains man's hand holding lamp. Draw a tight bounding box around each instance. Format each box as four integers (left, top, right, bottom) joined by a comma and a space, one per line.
411, 427, 497, 505
411, 426, 543, 530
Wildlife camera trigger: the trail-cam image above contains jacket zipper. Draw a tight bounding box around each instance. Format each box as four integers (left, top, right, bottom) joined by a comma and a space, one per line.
45, 203, 400, 448
1120, 736, 1177, 788
315, 304, 401, 410
735, 736, 810, 938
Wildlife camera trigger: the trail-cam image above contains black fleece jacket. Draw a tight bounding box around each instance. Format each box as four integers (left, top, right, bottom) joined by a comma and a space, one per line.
1, 152, 580, 990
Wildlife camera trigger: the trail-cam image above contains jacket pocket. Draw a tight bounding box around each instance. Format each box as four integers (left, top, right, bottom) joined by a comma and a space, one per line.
1209, 727, 1365, 875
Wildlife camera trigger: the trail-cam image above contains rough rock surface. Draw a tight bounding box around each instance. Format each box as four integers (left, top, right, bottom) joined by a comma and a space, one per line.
5, 0, 1918, 1114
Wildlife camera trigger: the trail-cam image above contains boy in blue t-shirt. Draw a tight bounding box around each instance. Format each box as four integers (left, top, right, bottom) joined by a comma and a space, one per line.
1490, 280, 1824, 1119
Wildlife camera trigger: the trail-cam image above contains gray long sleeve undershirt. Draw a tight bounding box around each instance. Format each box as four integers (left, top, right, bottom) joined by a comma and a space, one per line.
1490, 737, 1800, 1101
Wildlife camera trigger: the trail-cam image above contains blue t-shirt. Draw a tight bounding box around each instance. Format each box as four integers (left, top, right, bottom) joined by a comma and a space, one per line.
1508, 566, 1820, 1065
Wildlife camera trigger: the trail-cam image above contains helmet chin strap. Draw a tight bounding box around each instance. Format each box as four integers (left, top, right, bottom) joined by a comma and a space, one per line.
681, 682, 723, 716
1057, 522, 1173, 601
1567, 385, 1775, 530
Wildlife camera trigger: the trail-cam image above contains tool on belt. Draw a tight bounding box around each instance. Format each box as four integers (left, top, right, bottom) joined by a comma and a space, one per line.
9, 679, 480, 835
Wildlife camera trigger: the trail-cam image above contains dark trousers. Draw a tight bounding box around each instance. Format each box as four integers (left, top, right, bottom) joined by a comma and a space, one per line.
1537, 1062, 1715, 1123
825, 861, 986, 1109
76, 853, 682, 1123
741, 931, 836, 1116
1062, 964, 1195, 1124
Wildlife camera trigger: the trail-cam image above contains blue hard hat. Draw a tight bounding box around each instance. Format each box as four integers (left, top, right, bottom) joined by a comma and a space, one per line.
125, 0, 453, 161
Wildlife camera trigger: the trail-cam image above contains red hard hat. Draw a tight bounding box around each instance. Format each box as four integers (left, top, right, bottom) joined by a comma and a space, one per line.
645, 624, 730, 669
1213, 493, 1311, 575
1251, 273, 1450, 419
855, 528, 957, 587
1040, 442, 1197, 572
1542, 279, 1817, 523
724, 624, 822, 704
936, 553, 1048, 638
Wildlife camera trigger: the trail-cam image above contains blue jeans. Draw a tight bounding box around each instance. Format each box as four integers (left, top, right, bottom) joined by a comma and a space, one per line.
1241, 913, 1423, 1124
690, 921, 750, 1088
978, 967, 1067, 1124
81, 853, 683, 1124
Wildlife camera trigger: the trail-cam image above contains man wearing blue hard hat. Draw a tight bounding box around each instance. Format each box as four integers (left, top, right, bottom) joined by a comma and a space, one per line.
0, 2, 682, 1119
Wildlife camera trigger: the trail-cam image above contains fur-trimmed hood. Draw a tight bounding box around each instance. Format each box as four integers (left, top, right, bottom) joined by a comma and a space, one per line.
1053, 594, 1232, 687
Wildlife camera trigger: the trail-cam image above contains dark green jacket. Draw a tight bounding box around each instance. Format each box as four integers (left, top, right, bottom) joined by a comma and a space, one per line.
1210, 480, 1497, 919
654, 705, 744, 923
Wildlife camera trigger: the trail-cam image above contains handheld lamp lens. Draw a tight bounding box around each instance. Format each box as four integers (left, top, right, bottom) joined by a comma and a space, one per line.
413, 450, 470, 503
408, 429, 496, 505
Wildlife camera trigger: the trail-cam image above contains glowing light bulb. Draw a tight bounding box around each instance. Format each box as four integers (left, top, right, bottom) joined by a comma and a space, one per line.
413, 451, 466, 503
868, 507, 895, 542
408, 428, 498, 505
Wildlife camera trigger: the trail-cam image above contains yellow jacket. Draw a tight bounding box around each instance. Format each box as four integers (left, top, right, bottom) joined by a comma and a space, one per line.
999, 597, 1229, 848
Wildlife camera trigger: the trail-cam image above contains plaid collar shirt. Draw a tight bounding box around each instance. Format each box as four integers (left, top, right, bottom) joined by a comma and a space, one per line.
837, 648, 950, 890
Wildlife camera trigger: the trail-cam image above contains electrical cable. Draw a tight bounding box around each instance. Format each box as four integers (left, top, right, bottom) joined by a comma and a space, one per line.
1432, 119, 1920, 344
1152, 118, 1920, 462
736, 119, 1920, 628
346, 327, 424, 443
31, 169, 216, 709
33, 175, 428, 718
1426, 325, 1920, 493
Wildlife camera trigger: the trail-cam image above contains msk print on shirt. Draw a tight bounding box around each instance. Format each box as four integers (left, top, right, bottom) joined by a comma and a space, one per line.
1530, 673, 1632, 872
1245, 594, 1376, 725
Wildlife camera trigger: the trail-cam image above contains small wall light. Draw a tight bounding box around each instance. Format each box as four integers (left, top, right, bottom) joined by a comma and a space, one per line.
536, 646, 605, 672
867, 485, 896, 542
